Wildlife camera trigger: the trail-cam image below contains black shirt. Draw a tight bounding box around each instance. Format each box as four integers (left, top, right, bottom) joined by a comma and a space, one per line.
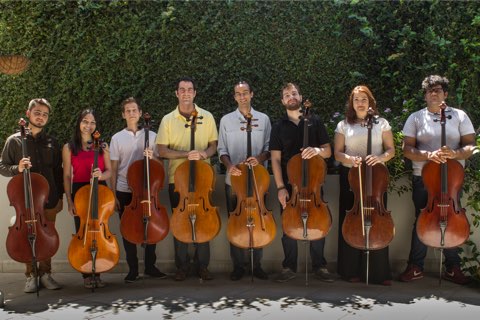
0, 130, 64, 209
269, 112, 330, 184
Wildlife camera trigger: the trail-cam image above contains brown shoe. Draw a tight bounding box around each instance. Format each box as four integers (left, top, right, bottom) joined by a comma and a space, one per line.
443, 265, 471, 285
175, 269, 186, 281
198, 268, 213, 280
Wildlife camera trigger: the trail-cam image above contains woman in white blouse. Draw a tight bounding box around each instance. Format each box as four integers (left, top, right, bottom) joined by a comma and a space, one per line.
334, 85, 395, 285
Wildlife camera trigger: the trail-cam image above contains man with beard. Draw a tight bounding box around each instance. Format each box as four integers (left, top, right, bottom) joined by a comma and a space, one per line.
269, 83, 335, 282
0, 98, 63, 293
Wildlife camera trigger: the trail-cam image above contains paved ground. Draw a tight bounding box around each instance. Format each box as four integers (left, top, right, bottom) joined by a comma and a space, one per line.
0, 271, 478, 319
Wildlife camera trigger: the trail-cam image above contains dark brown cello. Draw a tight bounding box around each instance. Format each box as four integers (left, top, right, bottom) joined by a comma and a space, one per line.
68, 131, 119, 286
120, 113, 169, 245
416, 102, 469, 280
342, 108, 395, 284
227, 113, 276, 276
6, 118, 59, 294
170, 110, 221, 243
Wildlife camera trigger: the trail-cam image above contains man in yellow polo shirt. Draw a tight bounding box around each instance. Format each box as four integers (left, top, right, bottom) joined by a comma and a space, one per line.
157, 76, 218, 281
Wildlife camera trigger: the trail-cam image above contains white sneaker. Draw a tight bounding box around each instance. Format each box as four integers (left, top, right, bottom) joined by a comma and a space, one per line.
24, 276, 37, 293
40, 273, 61, 290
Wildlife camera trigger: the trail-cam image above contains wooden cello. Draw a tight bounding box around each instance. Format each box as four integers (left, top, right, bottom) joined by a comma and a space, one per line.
282, 100, 332, 241
227, 113, 276, 255
6, 119, 59, 294
120, 113, 169, 245
68, 131, 119, 284
341, 108, 395, 284
170, 110, 221, 243
416, 102, 469, 279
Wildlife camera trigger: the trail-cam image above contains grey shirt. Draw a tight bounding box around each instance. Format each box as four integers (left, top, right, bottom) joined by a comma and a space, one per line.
217, 107, 271, 185
402, 106, 475, 176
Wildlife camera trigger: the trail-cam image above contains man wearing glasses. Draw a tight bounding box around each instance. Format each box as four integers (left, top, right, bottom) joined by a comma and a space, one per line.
400, 75, 476, 285
0, 98, 63, 293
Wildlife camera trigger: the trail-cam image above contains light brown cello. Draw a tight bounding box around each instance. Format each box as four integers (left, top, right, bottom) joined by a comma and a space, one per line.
68, 131, 119, 287
341, 107, 395, 284
227, 113, 276, 273
120, 113, 169, 245
416, 102, 469, 281
6, 118, 60, 295
170, 110, 221, 243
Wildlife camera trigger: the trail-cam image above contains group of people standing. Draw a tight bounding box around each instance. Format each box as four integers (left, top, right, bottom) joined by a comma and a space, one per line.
0, 74, 475, 294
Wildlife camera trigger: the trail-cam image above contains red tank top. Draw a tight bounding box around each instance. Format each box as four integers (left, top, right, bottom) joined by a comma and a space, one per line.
71, 149, 106, 183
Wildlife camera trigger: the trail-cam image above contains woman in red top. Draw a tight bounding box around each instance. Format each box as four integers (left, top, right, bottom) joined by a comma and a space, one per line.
62, 109, 112, 288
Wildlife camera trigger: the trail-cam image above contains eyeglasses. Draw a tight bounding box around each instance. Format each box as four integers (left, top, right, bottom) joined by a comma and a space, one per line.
426, 87, 444, 95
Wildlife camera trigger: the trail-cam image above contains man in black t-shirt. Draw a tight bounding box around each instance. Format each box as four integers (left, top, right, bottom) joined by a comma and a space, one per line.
269, 83, 335, 283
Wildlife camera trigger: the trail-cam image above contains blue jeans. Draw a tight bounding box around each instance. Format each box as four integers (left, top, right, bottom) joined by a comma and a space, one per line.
407, 175, 461, 270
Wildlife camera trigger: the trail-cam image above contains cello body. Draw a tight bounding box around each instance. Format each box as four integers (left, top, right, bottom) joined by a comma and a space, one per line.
282, 154, 332, 240
121, 158, 169, 244
6, 173, 59, 263
170, 159, 221, 243
417, 159, 469, 248
342, 162, 394, 250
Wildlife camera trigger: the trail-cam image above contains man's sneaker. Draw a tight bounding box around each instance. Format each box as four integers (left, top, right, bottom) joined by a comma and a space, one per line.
124, 270, 139, 283
84, 276, 93, 289
399, 264, 423, 282
230, 268, 245, 281
443, 265, 471, 285
24, 276, 37, 293
40, 273, 61, 290
144, 266, 167, 279
198, 267, 213, 281
93, 275, 106, 288
275, 268, 296, 283
314, 267, 335, 283
253, 267, 268, 280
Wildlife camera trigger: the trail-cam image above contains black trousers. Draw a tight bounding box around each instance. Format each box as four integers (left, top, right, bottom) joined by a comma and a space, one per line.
116, 191, 158, 273
336, 166, 392, 283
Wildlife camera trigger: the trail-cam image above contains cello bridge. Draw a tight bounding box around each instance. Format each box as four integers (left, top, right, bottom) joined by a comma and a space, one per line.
25, 219, 37, 223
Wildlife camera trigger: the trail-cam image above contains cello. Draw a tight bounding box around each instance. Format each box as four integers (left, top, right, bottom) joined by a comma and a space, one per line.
281, 100, 332, 283
170, 110, 221, 243
227, 113, 276, 277
416, 102, 469, 280
68, 131, 119, 287
6, 118, 60, 294
120, 113, 169, 245
341, 107, 395, 284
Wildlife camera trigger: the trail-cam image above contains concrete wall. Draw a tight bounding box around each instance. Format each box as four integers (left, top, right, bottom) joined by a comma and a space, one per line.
0, 172, 477, 275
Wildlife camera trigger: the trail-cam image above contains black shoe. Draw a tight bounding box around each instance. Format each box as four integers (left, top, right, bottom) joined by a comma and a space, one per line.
253, 267, 268, 280
145, 266, 167, 279
230, 268, 245, 281
175, 269, 187, 281
124, 271, 139, 283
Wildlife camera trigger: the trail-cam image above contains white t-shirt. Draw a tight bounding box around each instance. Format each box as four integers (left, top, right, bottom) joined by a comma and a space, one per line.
110, 128, 158, 193
335, 117, 391, 168
402, 106, 475, 176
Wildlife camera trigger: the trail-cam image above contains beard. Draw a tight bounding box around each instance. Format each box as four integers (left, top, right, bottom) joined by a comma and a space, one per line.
29, 121, 46, 130
285, 101, 301, 111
